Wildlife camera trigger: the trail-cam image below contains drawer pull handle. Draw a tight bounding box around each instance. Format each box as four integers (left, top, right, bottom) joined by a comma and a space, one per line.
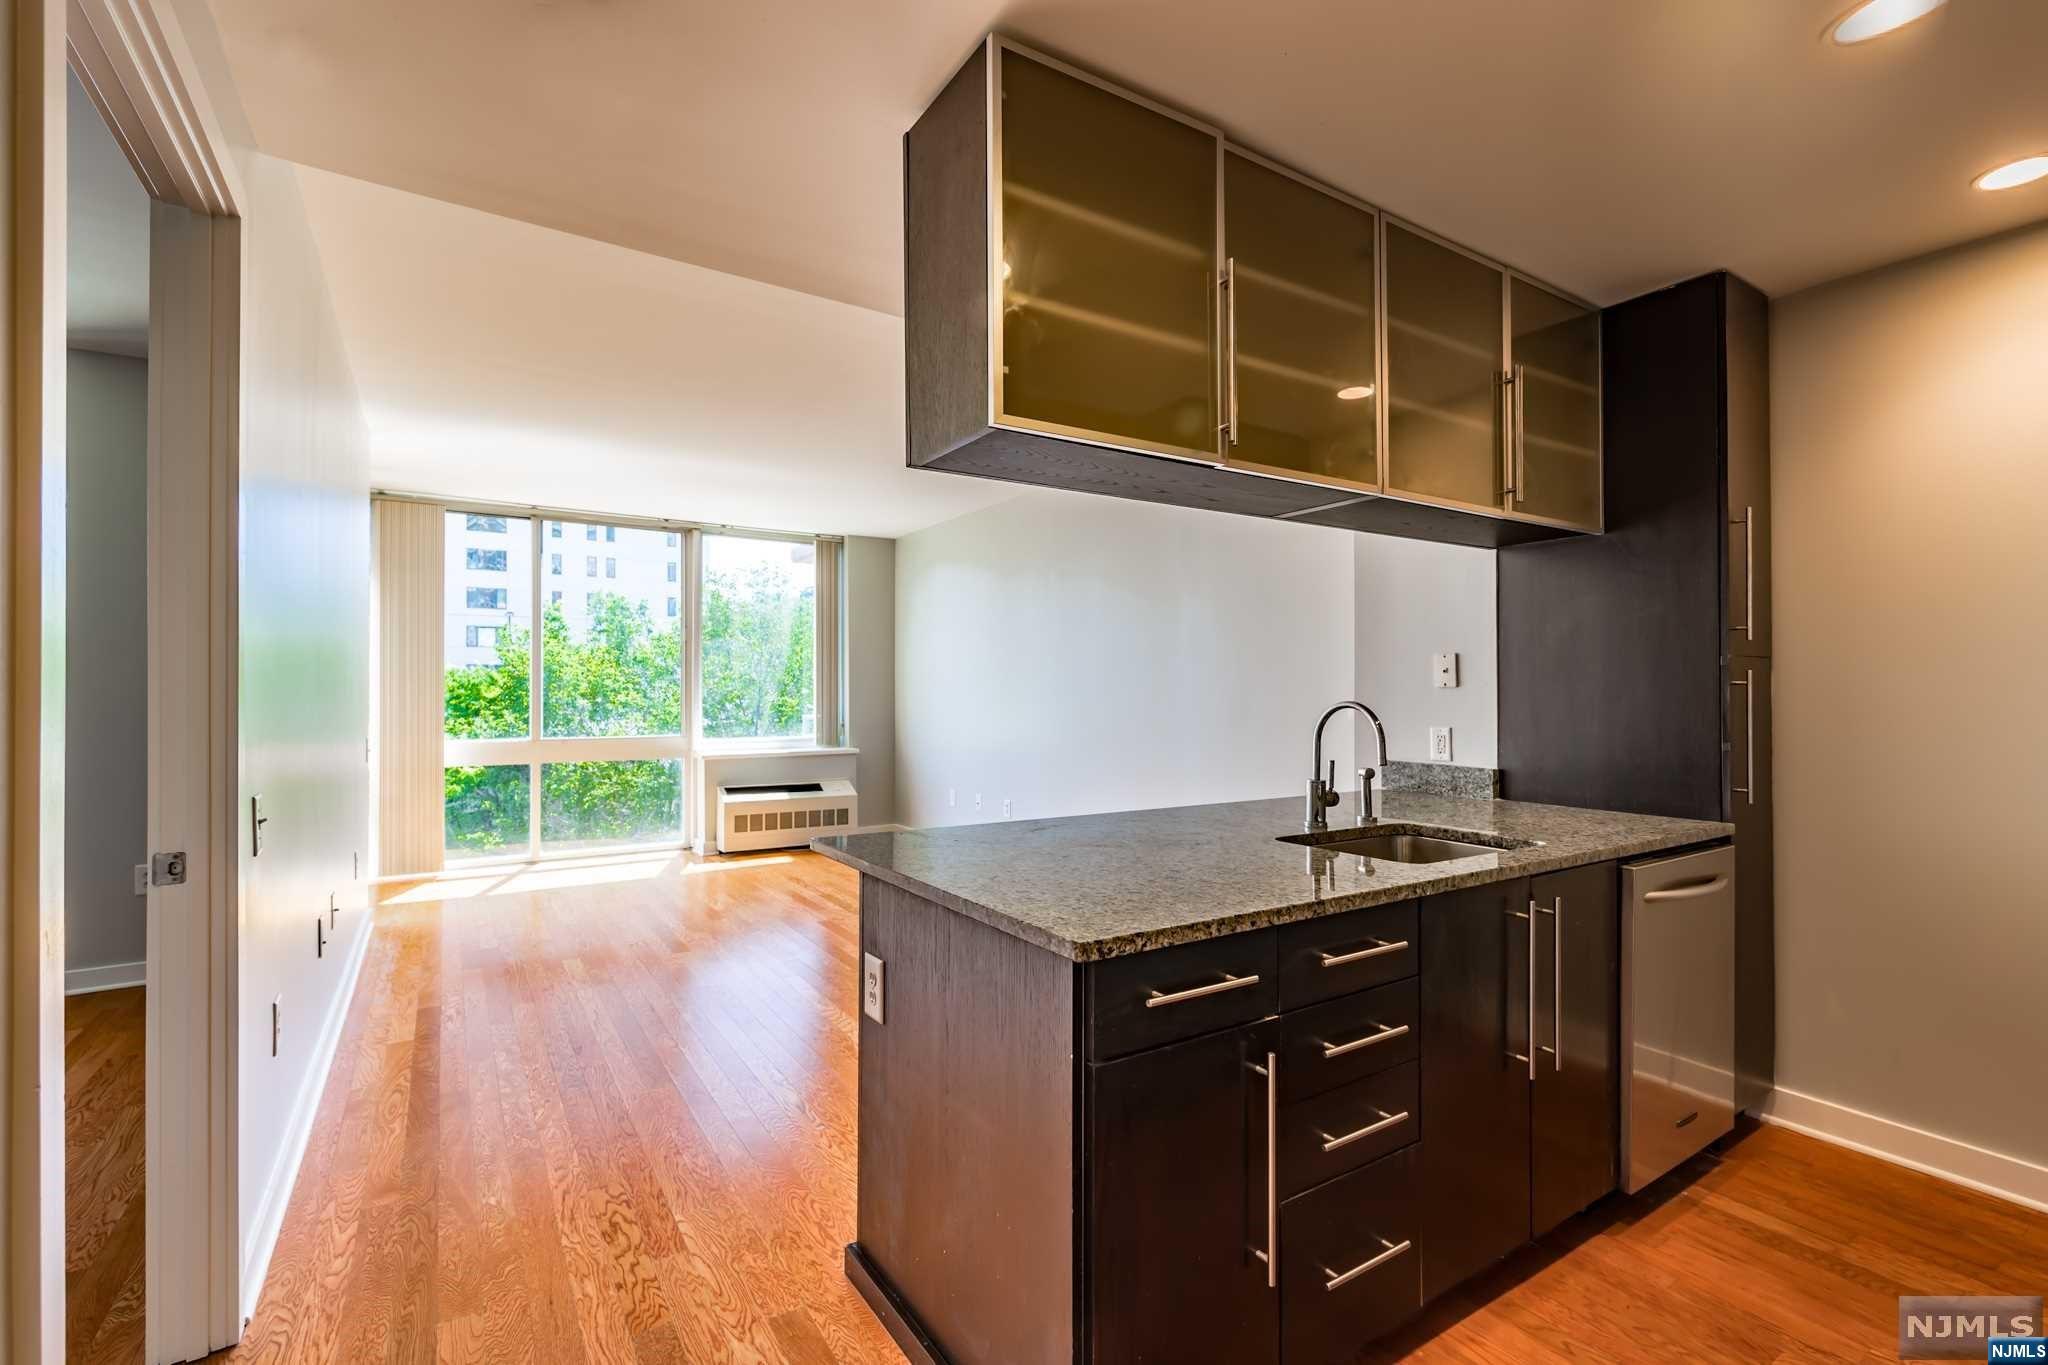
1320, 1022, 1409, 1059
1318, 937, 1409, 968
1318, 1108, 1409, 1153
1145, 973, 1260, 1009
1324, 1237, 1411, 1292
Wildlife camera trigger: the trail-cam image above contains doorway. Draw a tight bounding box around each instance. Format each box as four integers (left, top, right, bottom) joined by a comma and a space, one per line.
63, 62, 153, 1365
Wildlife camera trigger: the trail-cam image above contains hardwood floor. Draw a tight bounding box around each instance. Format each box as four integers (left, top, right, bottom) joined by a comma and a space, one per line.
201, 849, 2048, 1364
66, 985, 147, 1365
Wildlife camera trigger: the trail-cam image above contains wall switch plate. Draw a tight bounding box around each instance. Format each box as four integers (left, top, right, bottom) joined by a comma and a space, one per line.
133, 864, 149, 896
1429, 726, 1453, 762
1433, 653, 1459, 689
1002, 798, 1012, 819
947, 788, 956, 808
974, 793, 983, 811
862, 953, 885, 1024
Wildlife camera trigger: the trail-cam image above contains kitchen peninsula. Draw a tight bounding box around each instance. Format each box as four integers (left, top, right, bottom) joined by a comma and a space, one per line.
815, 789, 1733, 1365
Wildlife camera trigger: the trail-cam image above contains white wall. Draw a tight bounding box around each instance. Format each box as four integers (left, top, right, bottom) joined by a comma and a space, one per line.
1770, 222, 2048, 1186
64, 350, 147, 988
845, 534, 895, 825
894, 491, 1357, 828
233, 150, 375, 1306
1353, 536, 1498, 770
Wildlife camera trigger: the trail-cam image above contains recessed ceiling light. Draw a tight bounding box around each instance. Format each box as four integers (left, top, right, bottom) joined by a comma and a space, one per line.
1828, 0, 1946, 44
1973, 156, 2048, 192
1336, 385, 1374, 401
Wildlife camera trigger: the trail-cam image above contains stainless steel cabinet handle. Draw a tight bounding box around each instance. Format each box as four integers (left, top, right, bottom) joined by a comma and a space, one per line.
1321, 1022, 1409, 1059
1512, 361, 1527, 502
1729, 668, 1755, 805
1324, 1237, 1411, 1292
1534, 898, 1561, 1070
1643, 875, 1731, 903
1504, 904, 1535, 1078
1318, 1108, 1409, 1153
1146, 973, 1259, 1009
1728, 508, 1754, 642
1220, 257, 1239, 447
1499, 370, 1517, 498
1318, 937, 1409, 968
1248, 1051, 1277, 1288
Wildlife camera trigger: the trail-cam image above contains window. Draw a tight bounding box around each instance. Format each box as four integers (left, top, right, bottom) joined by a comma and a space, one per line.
701, 534, 815, 740
667, 596, 678, 618
585, 556, 597, 577
540, 760, 682, 853
550, 552, 562, 574
466, 514, 508, 533
550, 522, 562, 539
445, 512, 531, 739
551, 590, 562, 604
585, 526, 598, 541
666, 561, 678, 583
605, 526, 617, 542
445, 764, 530, 862
665, 532, 679, 547
466, 547, 508, 572
548, 522, 681, 739
605, 557, 617, 579
585, 592, 596, 611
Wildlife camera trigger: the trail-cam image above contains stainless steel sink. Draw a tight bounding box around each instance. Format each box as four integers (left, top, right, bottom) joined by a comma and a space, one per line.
1312, 833, 1505, 863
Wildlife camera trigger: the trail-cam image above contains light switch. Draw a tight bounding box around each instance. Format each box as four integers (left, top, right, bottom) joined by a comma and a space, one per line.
1432, 653, 1459, 689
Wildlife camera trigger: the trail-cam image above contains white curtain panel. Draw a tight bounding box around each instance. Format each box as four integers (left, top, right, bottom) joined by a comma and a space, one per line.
372, 498, 446, 875
814, 537, 843, 747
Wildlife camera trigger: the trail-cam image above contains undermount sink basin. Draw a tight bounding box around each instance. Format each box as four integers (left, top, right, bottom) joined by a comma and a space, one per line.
1312, 833, 1505, 863
1278, 826, 1531, 863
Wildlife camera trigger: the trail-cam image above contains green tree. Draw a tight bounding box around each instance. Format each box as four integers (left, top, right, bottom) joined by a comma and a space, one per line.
700, 562, 814, 740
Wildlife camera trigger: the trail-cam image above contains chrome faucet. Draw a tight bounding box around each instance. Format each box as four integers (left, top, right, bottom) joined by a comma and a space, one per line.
1307, 701, 1388, 833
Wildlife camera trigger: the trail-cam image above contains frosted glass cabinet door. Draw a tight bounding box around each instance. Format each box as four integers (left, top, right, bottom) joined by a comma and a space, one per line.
1384, 224, 1506, 511
1222, 152, 1378, 487
998, 49, 1220, 459
1509, 279, 1602, 529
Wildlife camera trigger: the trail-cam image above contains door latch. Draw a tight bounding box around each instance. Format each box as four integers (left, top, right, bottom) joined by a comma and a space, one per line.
151, 850, 188, 887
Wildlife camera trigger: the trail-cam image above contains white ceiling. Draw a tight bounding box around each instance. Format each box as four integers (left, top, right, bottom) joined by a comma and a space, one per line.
293, 165, 1011, 537
204, 0, 2048, 315
67, 68, 151, 356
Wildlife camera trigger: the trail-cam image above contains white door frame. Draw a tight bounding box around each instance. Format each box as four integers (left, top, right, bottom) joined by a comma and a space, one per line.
28, 1, 243, 1360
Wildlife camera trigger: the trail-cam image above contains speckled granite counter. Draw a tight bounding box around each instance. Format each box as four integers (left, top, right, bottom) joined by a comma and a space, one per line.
813, 791, 1730, 961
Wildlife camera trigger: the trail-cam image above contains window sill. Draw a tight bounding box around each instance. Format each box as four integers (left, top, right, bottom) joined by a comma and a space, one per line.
696, 743, 858, 759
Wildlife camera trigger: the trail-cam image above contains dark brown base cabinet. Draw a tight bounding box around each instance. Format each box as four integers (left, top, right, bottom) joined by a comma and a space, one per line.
850, 863, 1627, 1364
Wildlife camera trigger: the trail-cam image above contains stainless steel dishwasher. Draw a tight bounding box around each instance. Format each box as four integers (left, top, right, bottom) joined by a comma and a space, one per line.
1620, 844, 1737, 1192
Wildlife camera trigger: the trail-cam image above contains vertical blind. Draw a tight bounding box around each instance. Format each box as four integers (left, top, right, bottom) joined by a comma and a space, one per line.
373, 497, 446, 875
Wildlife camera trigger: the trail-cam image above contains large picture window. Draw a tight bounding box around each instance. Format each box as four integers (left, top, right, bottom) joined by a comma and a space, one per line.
437, 508, 834, 864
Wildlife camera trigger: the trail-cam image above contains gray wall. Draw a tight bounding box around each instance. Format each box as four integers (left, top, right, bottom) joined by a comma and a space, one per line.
844, 535, 895, 825
1770, 220, 2048, 1176
1353, 535, 1498, 770
65, 350, 149, 987
893, 490, 1357, 829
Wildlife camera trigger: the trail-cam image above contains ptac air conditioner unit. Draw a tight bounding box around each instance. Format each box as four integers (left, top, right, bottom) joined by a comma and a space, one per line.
716, 779, 859, 853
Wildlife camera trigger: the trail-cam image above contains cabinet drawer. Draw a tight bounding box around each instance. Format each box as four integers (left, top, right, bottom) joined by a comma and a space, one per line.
1279, 978, 1419, 1102
1088, 929, 1278, 1062
1280, 1061, 1417, 1199
1280, 1145, 1421, 1365
1278, 901, 1418, 1008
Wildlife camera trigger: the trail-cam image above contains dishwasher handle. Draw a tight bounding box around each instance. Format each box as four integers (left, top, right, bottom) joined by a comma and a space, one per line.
1642, 875, 1730, 903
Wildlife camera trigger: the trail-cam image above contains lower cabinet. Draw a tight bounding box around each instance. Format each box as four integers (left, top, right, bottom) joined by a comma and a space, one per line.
1419, 877, 1533, 1297
1089, 1019, 1280, 1364
1530, 861, 1620, 1236
1281, 1148, 1420, 1365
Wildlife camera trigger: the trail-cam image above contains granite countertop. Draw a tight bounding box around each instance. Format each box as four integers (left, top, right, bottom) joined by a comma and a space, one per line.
812, 791, 1732, 961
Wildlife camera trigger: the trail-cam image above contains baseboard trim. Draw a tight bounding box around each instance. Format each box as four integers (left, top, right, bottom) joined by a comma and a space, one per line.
66, 960, 146, 995
845, 1243, 949, 1365
1759, 1085, 2048, 1215
238, 916, 375, 1325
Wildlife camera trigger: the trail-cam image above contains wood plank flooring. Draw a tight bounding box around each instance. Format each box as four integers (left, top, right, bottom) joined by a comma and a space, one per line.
66, 985, 148, 1365
189, 849, 2048, 1364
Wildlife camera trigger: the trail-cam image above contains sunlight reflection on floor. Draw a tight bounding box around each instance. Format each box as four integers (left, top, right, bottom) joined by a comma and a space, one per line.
381, 848, 801, 904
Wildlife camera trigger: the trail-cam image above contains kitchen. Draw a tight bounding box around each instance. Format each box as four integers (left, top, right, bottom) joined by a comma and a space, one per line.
816, 10, 2047, 1364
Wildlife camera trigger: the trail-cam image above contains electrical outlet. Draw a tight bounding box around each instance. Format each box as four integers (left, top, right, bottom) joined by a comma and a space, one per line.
974, 793, 983, 811
133, 863, 149, 896
1002, 798, 1013, 819
947, 788, 956, 808
1433, 652, 1459, 689
862, 953, 885, 1024
1429, 726, 1453, 762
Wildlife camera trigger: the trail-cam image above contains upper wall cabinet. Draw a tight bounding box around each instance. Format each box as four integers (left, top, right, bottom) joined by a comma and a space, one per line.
904, 36, 1602, 548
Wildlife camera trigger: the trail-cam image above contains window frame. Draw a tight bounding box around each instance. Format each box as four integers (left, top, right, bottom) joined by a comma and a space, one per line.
438, 500, 843, 863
